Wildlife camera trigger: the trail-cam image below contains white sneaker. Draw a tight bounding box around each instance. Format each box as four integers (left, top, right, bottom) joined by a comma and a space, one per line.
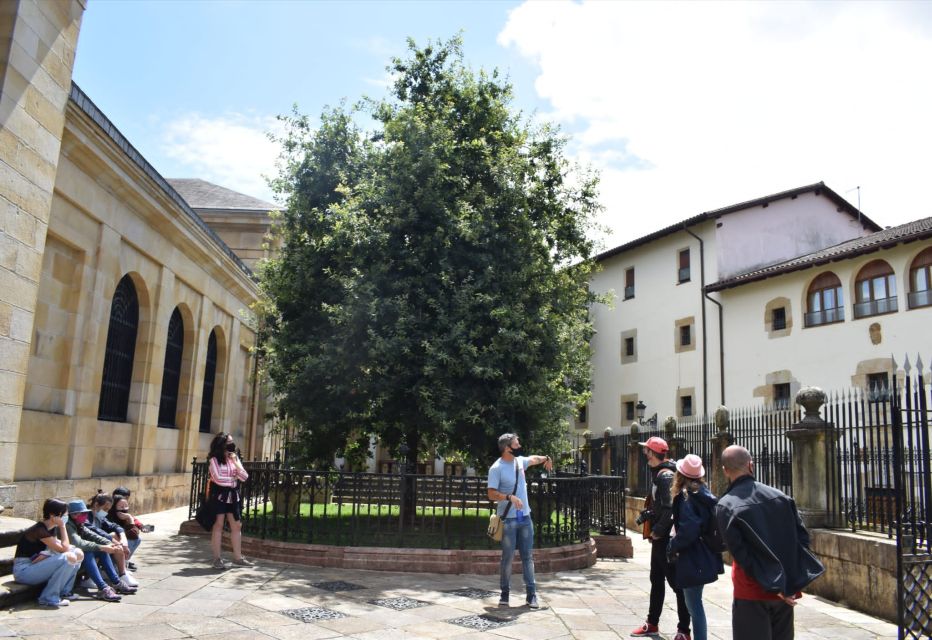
121, 571, 139, 587
118, 575, 137, 591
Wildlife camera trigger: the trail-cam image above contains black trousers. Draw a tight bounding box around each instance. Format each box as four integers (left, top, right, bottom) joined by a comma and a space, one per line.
732, 598, 794, 640
647, 538, 691, 633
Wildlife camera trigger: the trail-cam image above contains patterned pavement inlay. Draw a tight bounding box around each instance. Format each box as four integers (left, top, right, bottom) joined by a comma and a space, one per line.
442, 588, 498, 599
279, 606, 348, 622
310, 580, 367, 592
368, 596, 431, 610
446, 614, 516, 631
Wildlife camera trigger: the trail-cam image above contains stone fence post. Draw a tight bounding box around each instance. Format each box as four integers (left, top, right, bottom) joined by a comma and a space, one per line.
709, 406, 733, 497
786, 387, 834, 528
665, 416, 685, 459
627, 424, 641, 494
601, 427, 613, 475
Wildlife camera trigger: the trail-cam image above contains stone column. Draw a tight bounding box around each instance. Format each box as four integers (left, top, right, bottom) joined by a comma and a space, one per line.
785, 387, 834, 528
709, 406, 733, 497
581, 430, 592, 475
627, 424, 641, 494
0, 0, 85, 487
601, 427, 613, 475
664, 416, 684, 459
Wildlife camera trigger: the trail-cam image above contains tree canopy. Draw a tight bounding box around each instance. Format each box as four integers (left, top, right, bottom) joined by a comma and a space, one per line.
260, 36, 601, 470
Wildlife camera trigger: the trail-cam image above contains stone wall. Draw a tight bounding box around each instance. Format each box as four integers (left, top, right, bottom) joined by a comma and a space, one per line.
9, 471, 191, 519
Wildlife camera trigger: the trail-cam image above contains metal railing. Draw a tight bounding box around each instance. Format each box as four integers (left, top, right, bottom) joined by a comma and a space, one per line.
853, 296, 898, 319
189, 460, 625, 549
804, 306, 844, 327
907, 289, 932, 309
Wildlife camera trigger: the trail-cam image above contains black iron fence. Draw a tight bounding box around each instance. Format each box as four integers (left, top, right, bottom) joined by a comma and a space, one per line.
189, 460, 625, 550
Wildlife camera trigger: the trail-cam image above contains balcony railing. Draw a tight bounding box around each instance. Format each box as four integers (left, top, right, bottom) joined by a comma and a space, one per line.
853, 296, 897, 319
678, 267, 690, 283
804, 306, 844, 327
908, 289, 932, 309
624, 285, 635, 300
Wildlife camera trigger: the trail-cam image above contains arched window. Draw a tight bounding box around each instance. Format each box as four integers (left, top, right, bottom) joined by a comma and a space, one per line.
908, 247, 932, 309
804, 272, 844, 327
199, 330, 218, 433
157, 308, 184, 428
98, 274, 139, 422
853, 260, 897, 318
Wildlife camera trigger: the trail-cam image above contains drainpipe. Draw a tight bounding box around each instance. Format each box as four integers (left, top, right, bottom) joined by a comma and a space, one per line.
682, 225, 725, 411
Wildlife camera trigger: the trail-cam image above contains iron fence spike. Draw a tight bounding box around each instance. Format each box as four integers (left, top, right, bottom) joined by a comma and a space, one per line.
915, 353, 923, 372
903, 353, 911, 373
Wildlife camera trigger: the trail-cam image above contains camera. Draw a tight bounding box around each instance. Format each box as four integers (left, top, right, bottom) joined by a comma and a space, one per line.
635, 509, 653, 526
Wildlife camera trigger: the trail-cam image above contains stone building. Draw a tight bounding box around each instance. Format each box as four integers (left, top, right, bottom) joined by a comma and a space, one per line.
581, 181, 932, 437
1, 1, 272, 516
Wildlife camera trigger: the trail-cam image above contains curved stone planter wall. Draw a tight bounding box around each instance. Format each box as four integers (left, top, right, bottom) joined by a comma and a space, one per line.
180, 519, 596, 574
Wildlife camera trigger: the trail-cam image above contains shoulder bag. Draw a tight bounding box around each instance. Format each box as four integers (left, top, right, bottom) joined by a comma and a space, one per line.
487, 462, 520, 541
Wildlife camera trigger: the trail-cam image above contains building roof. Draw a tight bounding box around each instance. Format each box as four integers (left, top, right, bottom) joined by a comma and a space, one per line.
167, 179, 276, 213
706, 215, 932, 292
68, 83, 253, 279
594, 182, 882, 264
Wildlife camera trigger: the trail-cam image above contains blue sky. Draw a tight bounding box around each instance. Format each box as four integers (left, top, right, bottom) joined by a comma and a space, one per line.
73, 1, 932, 250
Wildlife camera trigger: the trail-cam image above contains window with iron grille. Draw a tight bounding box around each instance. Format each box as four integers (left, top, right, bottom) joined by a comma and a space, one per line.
199, 330, 218, 433
680, 395, 693, 417
98, 274, 139, 422
158, 308, 184, 428
774, 383, 791, 409
680, 324, 691, 347
678, 248, 690, 283
624, 267, 635, 300
772, 307, 787, 331
866, 372, 890, 402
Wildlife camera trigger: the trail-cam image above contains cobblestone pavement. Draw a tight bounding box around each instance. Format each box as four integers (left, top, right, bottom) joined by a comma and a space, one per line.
0, 508, 897, 639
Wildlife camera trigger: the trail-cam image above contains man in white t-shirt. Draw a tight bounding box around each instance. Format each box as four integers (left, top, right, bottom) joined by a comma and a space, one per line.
486, 433, 553, 609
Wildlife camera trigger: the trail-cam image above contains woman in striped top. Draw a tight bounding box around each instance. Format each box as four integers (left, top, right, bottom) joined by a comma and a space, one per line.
208, 432, 253, 569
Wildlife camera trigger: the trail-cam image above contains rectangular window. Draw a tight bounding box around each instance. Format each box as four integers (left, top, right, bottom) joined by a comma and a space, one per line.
867, 372, 890, 402
774, 383, 791, 409
772, 307, 787, 331
680, 395, 693, 417
680, 324, 691, 347
578, 405, 587, 423
624, 267, 635, 300
625, 401, 635, 421
678, 248, 690, 283
625, 336, 635, 356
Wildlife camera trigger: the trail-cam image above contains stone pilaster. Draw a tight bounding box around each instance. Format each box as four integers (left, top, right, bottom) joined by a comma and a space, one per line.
601, 427, 613, 475
785, 387, 834, 528
0, 0, 85, 485
709, 405, 733, 497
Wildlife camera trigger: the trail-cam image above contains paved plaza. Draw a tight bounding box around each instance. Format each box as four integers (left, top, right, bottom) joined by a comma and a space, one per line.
0, 507, 897, 639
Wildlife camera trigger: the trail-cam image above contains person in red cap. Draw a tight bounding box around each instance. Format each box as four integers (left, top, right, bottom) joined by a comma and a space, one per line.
631, 436, 691, 640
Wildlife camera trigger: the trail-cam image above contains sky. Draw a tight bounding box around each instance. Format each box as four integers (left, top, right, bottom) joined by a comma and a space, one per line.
72, 0, 932, 252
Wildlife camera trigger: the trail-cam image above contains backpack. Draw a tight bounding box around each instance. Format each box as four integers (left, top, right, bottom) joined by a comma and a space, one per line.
700, 500, 726, 553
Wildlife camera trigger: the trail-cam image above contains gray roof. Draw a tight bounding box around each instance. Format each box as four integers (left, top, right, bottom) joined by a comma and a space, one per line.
167, 178, 277, 212
707, 216, 932, 292
594, 182, 881, 264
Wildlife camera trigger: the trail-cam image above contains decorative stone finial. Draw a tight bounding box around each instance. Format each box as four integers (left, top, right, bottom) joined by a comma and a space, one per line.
664, 416, 677, 436
603, 426, 613, 439
714, 406, 730, 432
795, 387, 826, 425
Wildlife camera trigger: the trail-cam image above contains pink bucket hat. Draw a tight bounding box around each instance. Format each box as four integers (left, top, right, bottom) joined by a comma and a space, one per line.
676, 454, 705, 479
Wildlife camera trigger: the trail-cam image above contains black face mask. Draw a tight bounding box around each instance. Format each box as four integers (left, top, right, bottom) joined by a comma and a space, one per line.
226, 443, 236, 452
510, 446, 522, 456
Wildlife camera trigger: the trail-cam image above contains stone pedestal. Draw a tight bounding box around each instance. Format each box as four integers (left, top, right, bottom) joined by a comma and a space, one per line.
592, 534, 634, 559
786, 387, 834, 528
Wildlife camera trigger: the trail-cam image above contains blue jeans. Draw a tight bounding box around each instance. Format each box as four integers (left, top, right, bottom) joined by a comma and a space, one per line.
500, 517, 536, 599
13, 555, 80, 605
127, 538, 141, 557
83, 550, 120, 589
683, 585, 707, 640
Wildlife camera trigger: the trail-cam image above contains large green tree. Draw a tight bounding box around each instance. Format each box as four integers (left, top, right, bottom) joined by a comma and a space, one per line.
260, 36, 600, 471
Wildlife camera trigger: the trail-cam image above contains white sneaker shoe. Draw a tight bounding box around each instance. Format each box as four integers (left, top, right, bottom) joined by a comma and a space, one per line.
118, 575, 137, 591
121, 571, 139, 587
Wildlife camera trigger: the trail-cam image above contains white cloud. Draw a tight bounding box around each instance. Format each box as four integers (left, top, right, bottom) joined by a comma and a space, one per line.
499, 1, 932, 250
160, 113, 282, 203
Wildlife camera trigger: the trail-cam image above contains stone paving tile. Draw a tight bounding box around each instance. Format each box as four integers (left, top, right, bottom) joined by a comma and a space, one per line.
0, 506, 902, 640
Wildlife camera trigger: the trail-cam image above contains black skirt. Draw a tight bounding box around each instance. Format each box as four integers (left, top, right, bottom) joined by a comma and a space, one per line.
210, 484, 242, 521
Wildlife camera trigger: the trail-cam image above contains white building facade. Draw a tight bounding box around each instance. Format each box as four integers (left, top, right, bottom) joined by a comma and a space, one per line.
582, 183, 883, 436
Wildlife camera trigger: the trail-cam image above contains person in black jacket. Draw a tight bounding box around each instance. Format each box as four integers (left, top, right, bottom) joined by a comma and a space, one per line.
715, 445, 824, 640
631, 437, 691, 640
667, 454, 724, 640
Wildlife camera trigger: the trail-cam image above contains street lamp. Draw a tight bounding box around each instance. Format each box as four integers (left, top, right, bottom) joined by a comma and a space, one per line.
635, 400, 646, 424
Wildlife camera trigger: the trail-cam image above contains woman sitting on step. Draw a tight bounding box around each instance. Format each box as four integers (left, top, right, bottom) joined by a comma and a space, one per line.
64, 499, 134, 601
12, 498, 82, 608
